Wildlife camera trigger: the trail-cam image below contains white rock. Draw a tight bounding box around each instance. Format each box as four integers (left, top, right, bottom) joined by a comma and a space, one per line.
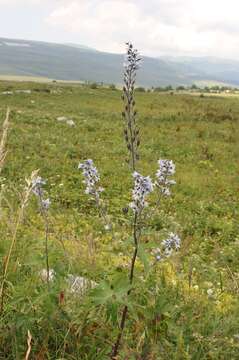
2, 91, 13, 95
57, 116, 68, 122
207, 288, 214, 297
67, 274, 97, 295
39, 268, 55, 282
66, 119, 75, 127
15, 90, 31, 94
56, 116, 75, 126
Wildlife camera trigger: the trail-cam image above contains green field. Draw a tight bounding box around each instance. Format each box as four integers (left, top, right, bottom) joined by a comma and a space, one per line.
0, 81, 238, 359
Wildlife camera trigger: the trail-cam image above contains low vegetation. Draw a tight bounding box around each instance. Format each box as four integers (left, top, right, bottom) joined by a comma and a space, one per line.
0, 44, 238, 359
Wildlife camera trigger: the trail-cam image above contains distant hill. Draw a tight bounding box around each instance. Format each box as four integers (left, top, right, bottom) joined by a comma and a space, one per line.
162, 56, 239, 86
0, 37, 239, 87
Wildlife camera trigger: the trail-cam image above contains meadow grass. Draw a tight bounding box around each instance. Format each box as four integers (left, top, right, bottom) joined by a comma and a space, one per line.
0, 80, 238, 359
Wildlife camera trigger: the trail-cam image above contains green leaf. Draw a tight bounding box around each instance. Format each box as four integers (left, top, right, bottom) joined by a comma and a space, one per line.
138, 244, 150, 274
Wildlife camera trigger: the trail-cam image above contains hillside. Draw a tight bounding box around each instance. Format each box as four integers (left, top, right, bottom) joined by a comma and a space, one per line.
0, 37, 239, 86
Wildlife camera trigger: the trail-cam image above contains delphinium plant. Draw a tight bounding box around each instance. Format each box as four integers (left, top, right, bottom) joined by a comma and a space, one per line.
78, 43, 181, 358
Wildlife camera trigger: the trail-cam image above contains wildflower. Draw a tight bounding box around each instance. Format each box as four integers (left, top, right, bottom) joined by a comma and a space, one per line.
156, 159, 176, 196
151, 247, 161, 261
32, 176, 46, 197
78, 159, 103, 200
130, 171, 154, 214
32, 176, 51, 211
42, 198, 51, 210
162, 232, 181, 256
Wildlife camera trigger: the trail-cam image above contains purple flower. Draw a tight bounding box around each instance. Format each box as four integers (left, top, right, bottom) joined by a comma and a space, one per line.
78, 159, 103, 200
156, 159, 176, 196
130, 171, 154, 214
162, 233, 181, 256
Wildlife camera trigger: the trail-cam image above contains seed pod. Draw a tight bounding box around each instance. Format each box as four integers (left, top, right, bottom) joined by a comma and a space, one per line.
122, 111, 126, 118
137, 139, 140, 147
127, 144, 131, 150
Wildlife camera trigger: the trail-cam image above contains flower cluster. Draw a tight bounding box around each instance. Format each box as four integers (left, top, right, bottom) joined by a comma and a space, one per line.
156, 159, 176, 196
162, 232, 181, 257
32, 176, 45, 197
124, 42, 142, 74
32, 176, 51, 210
78, 159, 103, 200
130, 171, 154, 214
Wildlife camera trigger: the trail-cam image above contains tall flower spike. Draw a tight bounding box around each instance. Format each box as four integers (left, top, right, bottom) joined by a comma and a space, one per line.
156, 159, 176, 196
78, 159, 103, 201
122, 43, 142, 170
130, 171, 154, 214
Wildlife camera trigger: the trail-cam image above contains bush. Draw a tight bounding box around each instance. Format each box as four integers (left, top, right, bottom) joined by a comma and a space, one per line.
135, 86, 146, 92
90, 82, 98, 89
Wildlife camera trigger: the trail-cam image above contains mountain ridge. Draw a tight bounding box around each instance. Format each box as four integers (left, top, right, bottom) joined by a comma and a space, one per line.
0, 37, 239, 87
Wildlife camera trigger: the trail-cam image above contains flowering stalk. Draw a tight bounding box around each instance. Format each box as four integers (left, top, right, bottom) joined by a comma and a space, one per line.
122, 43, 141, 171
32, 176, 51, 287
111, 44, 147, 359
111, 172, 154, 358
78, 159, 110, 229
155, 159, 176, 199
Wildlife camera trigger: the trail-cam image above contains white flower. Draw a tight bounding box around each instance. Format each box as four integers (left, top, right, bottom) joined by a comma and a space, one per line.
130, 172, 154, 214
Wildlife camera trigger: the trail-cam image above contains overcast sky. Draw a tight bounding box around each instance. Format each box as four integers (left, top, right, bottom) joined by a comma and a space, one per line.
0, 0, 238, 59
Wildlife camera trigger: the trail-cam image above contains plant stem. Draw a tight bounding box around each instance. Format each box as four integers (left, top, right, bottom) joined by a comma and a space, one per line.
111, 213, 139, 359
39, 193, 50, 288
